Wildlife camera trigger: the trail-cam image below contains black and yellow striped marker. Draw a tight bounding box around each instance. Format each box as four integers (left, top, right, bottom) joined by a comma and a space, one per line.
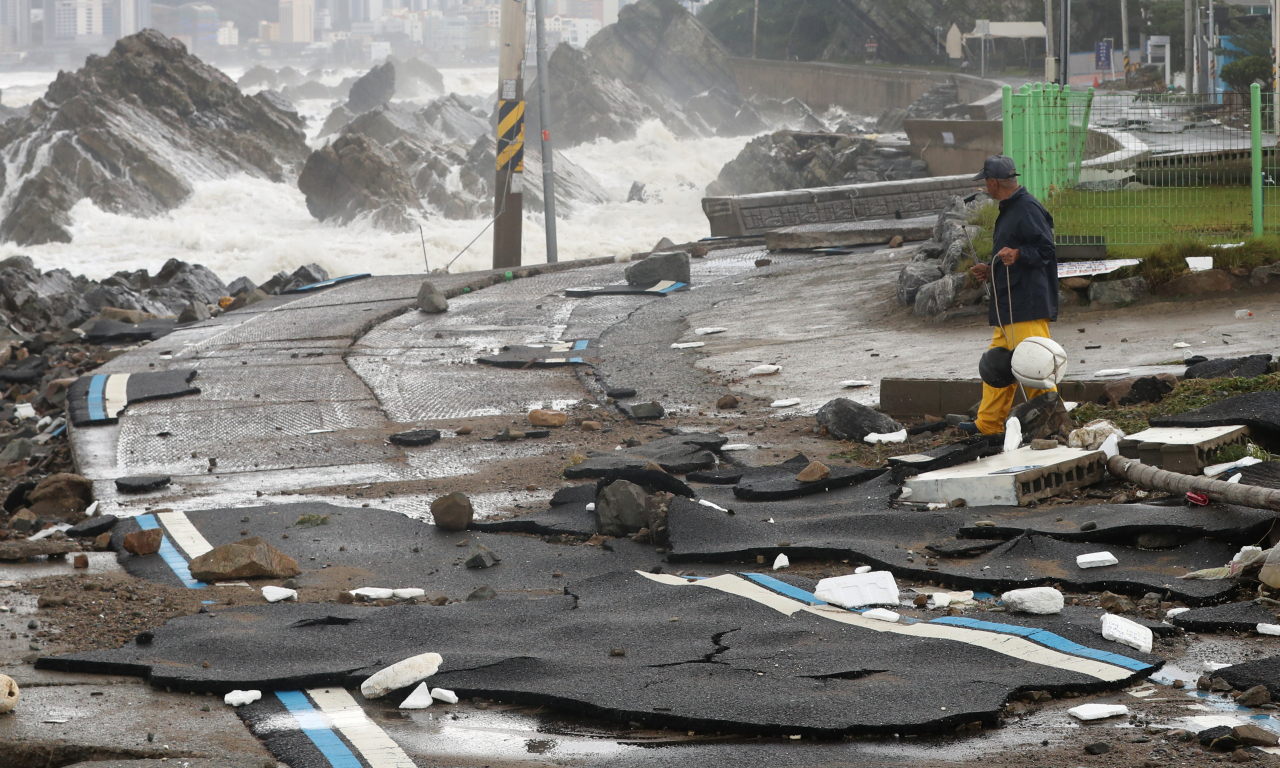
496, 100, 524, 173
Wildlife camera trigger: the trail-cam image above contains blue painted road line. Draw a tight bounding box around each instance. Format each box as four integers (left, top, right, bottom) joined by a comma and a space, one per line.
572, 340, 589, 350
286, 274, 372, 293
934, 616, 1151, 672
275, 691, 363, 768
657, 282, 687, 293
86, 375, 107, 421
741, 573, 828, 606
134, 514, 205, 589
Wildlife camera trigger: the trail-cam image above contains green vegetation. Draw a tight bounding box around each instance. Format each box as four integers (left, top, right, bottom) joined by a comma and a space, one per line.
1212, 441, 1274, 464
1073, 373, 1280, 434
1221, 56, 1274, 95
294, 513, 330, 527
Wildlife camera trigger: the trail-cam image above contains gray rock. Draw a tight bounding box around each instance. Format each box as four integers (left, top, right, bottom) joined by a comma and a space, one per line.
915, 239, 945, 260
596, 479, 651, 537
933, 195, 971, 242
66, 514, 117, 538
464, 544, 500, 569
430, 491, 472, 531
1238, 685, 1272, 707
244, 289, 270, 306
626, 251, 690, 286
177, 300, 210, 324
114, 475, 171, 493
896, 262, 942, 306
346, 61, 395, 114
914, 273, 967, 317
416, 281, 448, 313
0, 437, 34, 464
815, 398, 902, 442
1250, 262, 1280, 287
940, 239, 965, 274
466, 585, 497, 601
297, 133, 421, 232
627, 181, 647, 203
1089, 276, 1149, 305
627, 402, 666, 420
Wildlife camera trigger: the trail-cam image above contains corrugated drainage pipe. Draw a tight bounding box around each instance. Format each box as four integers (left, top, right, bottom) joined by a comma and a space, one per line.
1107, 455, 1280, 513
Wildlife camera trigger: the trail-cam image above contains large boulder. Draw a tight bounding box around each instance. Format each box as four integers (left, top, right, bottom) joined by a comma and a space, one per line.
430, 492, 473, 530
625, 251, 690, 285
389, 56, 445, 99
913, 273, 967, 317
1154, 269, 1233, 296
23, 473, 93, 522
346, 62, 396, 114
708, 131, 924, 197
297, 133, 421, 232
188, 537, 300, 580
596, 479, 651, 537
1089, 276, 1149, 305
897, 263, 942, 306
816, 398, 902, 442
0, 31, 309, 246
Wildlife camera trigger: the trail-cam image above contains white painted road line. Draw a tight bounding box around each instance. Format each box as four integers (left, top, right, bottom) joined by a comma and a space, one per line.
156, 511, 213, 559
103, 374, 131, 418
308, 687, 417, 768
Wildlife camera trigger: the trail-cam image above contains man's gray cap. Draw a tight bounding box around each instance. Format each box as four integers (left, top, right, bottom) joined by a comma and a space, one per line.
973, 154, 1019, 180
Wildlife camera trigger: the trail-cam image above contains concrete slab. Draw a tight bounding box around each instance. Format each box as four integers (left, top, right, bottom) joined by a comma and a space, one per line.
904, 446, 1107, 506
1120, 425, 1251, 474
764, 217, 934, 251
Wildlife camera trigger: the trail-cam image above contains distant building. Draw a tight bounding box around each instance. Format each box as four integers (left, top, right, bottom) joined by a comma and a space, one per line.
257, 19, 279, 41
114, 0, 149, 36
175, 2, 216, 49
0, 0, 31, 47
44, 0, 105, 45
279, 0, 313, 42
215, 19, 235, 44
559, 14, 598, 46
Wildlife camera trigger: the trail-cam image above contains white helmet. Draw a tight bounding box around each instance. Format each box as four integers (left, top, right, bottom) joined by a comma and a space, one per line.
1011, 337, 1068, 390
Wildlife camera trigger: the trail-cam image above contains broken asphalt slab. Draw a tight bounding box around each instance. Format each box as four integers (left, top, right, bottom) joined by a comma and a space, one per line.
666, 476, 1241, 604
83, 317, 179, 344
477, 340, 599, 368
564, 281, 689, 298
41, 570, 1160, 737
952, 504, 1279, 546
565, 434, 727, 478
67, 369, 200, 426
732, 455, 885, 501
763, 217, 933, 251
1168, 601, 1280, 632
1151, 392, 1280, 439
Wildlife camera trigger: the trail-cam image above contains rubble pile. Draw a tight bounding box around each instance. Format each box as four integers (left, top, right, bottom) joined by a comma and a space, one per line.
708, 131, 929, 197
895, 194, 988, 317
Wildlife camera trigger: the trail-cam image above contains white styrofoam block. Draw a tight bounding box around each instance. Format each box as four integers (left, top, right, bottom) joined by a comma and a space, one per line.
261, 586, 296, 603
814, 572, 899, 608
224, 690, 262, 707
1227, 473, 1242, 484
773, 554, 790, 570
748, 365, 780, 376
1205, 456, 1264, 477
351, 587, 394, 600
1100, 433, 1120, 459
360, 652, 443, 699
1257, 623, 1280, 636
1205, 662, 1232, 672
1234, 546, 1263, 563
1165, 607, 1190, 618
586, 503, 596, 511
721, 444, 753, 451
1000, 587, 1064, 615
430, 687, 459, 704
694, 327, 726, 335
671, 342, 704, 349
398, 682, 434, 709
861, 608, 900, 623
1002, 417, 1022, 453
84, 501, 99, 517
841, 380, 872, 388
864, 429, 907, 444
1101, 613, 1154, 654
932, 592, 952, 608
393, 588, 425, 599
13, 403, 35, 419
1077, 551, 1119, 569
854, 566, 872, 574
771, 398, 801, 408
697, 499, 728, 512
1068, 703, 1129, 721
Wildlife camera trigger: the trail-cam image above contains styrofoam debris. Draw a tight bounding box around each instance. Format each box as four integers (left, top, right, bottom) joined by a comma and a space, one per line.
1069, 419, 1124, 451
1093, 369, 1131, 377
771, 398, 801, 408
697, 499, 728, 512
351, 587, 394, 600
932, 592, 952, 608
361, 652, 444, 699
1165, 607, 1190, 618
1258, 623, 1280, 636
1186, 256, 1214, 272
841, 380, 872, 388
814, 571, 899, 608
1173, 342, 1190, 348
1235, 309, 1254, 318
854, 566, 871, 574
1227, 473, 1242, 484
393, 588, 425, 599
1234, 546, 1263, 563
748, 365, 780, 376
694, 327, 727, 335
262, 586, 296, 603
898, 486, 913, 499
224, 690, 262, 707
431, 687, 459, 704
1102, 613, 1154, 653
1099, 433, 1120, 459
1077, 551, 1119, 569
586, 503, 596, 511
864, 429, 907, 444
0, 674, 18, 714
861, 608, 900, 623
671, 342, 705, 349
1002, 417, 1022, 453
84, 501, 99, 517
28, 524, 71, 541
1069, 703, 1129, 721
773, 554, 790, 570
399, 682, 434, 709
721, 444, 753, 451
13, 403, 35, 419
1000, 587, 1064, 614
1205, 456, 1264, 477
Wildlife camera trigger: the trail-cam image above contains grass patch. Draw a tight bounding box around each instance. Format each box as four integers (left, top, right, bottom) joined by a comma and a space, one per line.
1211, 441, 1273, 464
1072, 373, 1280, 434
294, 514, 330, 527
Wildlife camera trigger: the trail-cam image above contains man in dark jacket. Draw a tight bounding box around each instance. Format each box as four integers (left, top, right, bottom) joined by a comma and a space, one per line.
961, 155, 1058, 436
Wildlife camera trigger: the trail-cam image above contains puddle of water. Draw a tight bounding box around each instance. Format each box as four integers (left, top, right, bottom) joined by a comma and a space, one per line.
0, 551, 123, 583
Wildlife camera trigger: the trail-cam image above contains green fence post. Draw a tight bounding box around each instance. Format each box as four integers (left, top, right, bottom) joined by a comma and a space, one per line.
1002, 84, 1013, 157
1252, 82, 1263, 238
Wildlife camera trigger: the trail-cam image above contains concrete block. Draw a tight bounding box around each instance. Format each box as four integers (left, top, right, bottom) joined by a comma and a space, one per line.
1077, 551, 1119, 569
1068, 703, 1129, 721
903, 445, 1106, 506
814, 571, 899, 608
1119, 425, 1249, 474
765, 217, 934, 250
1101, 613, 1153, 653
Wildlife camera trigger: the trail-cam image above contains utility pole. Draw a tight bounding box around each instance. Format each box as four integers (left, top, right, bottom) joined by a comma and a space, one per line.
492, 0, 526, 270
1120, 0, 1129, 84
533, 0, 557, 264
752, 0, 758, 59
1045, 0, 1055, 81
1059, 0, 1071, 86
1274, 0, 1278, 128
1185, 0, 1194, 93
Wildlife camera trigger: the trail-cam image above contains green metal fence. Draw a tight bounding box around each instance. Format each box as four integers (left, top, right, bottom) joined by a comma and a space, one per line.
1002, 82, 1277, 252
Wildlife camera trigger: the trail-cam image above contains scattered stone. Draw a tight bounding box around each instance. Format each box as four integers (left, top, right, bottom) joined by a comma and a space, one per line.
1233, 723, 1278, 747
360, 651, 443, 700
716, 394, 739, 409
431, 492, 473, 532
1000, 587, 1064, 615
73, 554, 88, 569
389, 429, 442, 447
1229, 748, 1253, 763
889, 235, 904, 248
606, 388, 636, 399
0, 674, 19, 713
455, 426, 473, 436
0, 438, 34, 464
1084, 742, 1110, 755
114, 475, 172, 493
815, 398, 902, 443
188, 537, 300, 581
466, 585, 497, 601
464, 544, 500, 569
1089, 276, 1149, 305
1029, 439, 1057, 451
24, 473, 94, 521
795, 461, 831, 483
628, 402, 665, 420
596, 480, 650, 537
529, 409, 568, 427
625, 251, 690, 286
416, 281, 448, 313
581, 421, 602, 431
755, 258, 772, 268
92, 532, 111, 551
122, 528, 163, 556
1099, 591, 1135, 613
495, 427, 526, 441
1237, 685, 1272, 708
1079, 520, 1098, 531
